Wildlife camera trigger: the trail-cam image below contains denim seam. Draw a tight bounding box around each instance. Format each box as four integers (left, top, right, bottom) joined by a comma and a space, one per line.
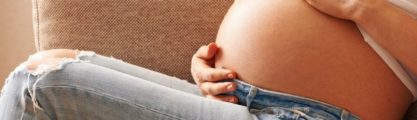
35, 85, 184, 120
246, 86, 258, 108
258, 88, 340, 111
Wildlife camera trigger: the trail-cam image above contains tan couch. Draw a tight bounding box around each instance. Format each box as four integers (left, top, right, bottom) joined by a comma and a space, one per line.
33, 0, 233, 82
32, 0, 417, 119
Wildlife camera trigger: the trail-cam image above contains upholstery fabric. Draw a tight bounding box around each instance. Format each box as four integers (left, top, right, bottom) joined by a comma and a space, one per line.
32, 0, 233, 82
31, 0, 417, 119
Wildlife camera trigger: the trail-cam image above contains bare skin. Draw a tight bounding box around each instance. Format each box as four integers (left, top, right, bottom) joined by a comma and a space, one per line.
305, 0, 417, 76
191, 43, 239, 103
192, 0, 414, 120
26, 1, 416, 119
25, 49, 79, 73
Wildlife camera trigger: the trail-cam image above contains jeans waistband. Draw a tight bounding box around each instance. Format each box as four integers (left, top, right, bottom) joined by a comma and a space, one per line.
230, 79, 360, 120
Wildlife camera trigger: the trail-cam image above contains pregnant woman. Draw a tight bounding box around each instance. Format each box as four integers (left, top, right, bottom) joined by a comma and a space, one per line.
1, 0, 416, 120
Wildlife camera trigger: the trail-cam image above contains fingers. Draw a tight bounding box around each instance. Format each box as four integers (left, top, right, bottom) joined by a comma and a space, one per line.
195, 67, 236, 82
190, 43, 239, 103
199, 82, 237, 95
191, 42, 236, 83
206, 95, 238, 103
195, 42, 218, 60
202, 82, 239, 103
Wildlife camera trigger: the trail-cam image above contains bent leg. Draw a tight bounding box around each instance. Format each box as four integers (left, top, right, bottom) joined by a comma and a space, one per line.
76, 51, 200, 95
1, 60, 254, 119
25, 49, 199, 95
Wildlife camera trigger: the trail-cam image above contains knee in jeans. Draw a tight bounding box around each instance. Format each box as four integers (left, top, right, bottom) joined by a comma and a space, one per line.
25, 49, 80, 75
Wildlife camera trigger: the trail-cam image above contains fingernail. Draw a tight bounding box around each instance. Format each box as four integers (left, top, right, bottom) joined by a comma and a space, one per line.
227, 84, 235, 91
227, 73, 235, 79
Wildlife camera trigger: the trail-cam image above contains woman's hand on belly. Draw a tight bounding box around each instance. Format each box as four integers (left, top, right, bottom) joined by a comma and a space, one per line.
191, 43, 239, 103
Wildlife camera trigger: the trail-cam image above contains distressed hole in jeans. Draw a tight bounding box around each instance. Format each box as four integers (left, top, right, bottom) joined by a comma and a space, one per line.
23, 50, 96, 111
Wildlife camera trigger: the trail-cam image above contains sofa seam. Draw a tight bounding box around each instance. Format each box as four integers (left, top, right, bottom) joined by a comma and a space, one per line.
33, 0, 40, 51
36, 0, 40, 51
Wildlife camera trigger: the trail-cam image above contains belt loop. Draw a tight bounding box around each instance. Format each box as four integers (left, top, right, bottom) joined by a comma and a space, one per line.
340, 109, 348, 120
246, 86, 258, 108
341, 109, 360, 120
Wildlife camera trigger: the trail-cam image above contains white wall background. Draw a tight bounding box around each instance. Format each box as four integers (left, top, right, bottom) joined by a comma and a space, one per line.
0, 0, 36, 88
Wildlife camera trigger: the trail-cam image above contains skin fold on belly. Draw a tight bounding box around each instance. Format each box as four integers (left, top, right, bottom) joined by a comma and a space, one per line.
214, 0, 412, 119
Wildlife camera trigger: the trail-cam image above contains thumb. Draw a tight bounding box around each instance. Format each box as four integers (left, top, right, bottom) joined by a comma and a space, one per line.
206, 42, 219, 59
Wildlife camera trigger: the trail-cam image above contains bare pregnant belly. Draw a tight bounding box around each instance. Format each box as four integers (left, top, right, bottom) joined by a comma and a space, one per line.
214, 0, 412, 119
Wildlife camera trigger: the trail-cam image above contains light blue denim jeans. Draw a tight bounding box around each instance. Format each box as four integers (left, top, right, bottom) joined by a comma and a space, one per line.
230, 80, 360, 120
0, 51, 359, 120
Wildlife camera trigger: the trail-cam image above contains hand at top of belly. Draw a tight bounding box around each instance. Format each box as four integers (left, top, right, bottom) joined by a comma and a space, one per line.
305, 0, 383, 21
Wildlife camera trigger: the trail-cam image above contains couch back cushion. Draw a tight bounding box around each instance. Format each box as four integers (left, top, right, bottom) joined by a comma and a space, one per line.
33, 0, 233, 81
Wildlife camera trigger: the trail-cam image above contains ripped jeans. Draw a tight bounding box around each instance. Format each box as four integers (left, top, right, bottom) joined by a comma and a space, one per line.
0, 51, 359, 120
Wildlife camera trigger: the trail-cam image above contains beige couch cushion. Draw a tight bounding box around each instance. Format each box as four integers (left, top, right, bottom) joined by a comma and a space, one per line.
33, 0, 233, 82
32, 0, 417, 119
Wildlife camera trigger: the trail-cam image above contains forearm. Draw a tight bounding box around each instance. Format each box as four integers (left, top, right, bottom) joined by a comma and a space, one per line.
354, 1, 417, 74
